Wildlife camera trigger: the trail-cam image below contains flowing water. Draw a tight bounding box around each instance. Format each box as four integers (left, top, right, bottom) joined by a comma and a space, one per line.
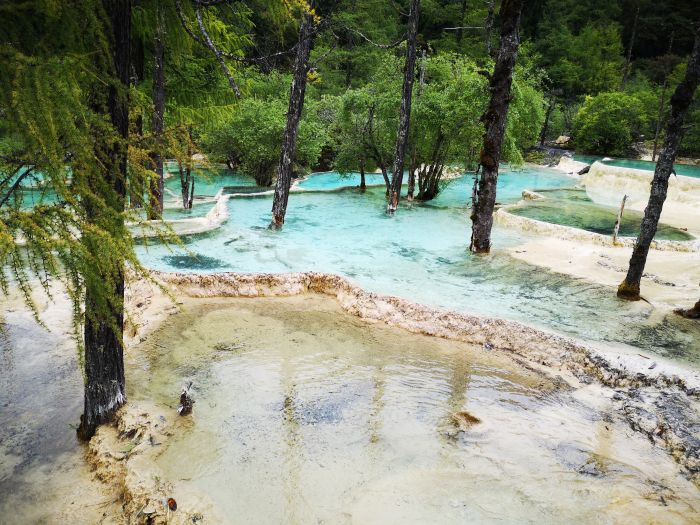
128, 296, 700, 524
136, 168, 700, 363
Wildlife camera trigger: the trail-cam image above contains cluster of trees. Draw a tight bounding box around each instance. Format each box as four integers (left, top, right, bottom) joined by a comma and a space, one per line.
528, 0, 700, 157
1, 0, 698, 441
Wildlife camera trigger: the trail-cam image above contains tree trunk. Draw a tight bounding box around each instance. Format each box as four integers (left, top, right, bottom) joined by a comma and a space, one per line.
620, 6, 639, 89
539, 96, 555, 147
618, 27, 700, 301
676, 299, 700, 319
77, 0, 131, 441
179, 129, 193, 209
359, 159, 366, 191
470, 0, 523, 253
484, 0, 495, 56
387, 0, 420, 213
612, 194, 628, 245
270, 4, 315, 228
408, 49, 426, 203
380, 164, 390, 196
148, 7, 165, 219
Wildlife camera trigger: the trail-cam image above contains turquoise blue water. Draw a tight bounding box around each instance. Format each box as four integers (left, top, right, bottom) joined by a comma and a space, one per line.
298, 171, 388, 190
136, 168, 700, 362
164, 169, 256, 197
573, 155, 700, 178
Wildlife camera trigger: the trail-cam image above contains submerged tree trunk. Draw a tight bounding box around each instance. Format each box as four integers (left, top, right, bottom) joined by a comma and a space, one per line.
270, 4, 315, 228
618, 27, 700, 301
78, 0, 131, 441
470, 0, 523, 253
387, 0, 420, 213
149, 7, 165, 219
359, 159, 366, 191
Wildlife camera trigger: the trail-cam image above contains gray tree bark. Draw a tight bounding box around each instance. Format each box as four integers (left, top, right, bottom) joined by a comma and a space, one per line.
387, 0, 420, 213
470, 0, 523, 253
78, 0, 131, 441
270, 4, 315, 228
618, 26, 700, 300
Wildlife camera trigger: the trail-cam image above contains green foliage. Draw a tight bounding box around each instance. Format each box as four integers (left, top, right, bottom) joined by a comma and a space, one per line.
202, 75, 328, 185
572, 91, 655, 155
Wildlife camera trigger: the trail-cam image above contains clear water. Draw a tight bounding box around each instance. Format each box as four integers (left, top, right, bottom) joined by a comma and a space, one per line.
135, 168, 700, 363
297, 171, 388, 190
128, 296, 700, 524
574, 155, 700, 179
510, 190, 695, 241
164, 169, 256, 197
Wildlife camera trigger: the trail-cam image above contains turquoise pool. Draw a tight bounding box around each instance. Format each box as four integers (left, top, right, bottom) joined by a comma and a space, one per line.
136, 168, 700, 362
574, 154, 700, 179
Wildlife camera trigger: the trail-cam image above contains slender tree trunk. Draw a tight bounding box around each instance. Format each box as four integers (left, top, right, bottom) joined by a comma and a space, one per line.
270, 4, 315, 228
408, 49, 426, 202
484, 0, 495, 56
539, 96, 555, 147
359, 159, 366, 191
620, 6, 639, 89
380, 164, 390, 196
149, 6, 165, 219
78, 0, 131, 441
387, 0, 420, 213
456, 0, 467, 46
618, 27, 700, 300
470, 0, 523, 253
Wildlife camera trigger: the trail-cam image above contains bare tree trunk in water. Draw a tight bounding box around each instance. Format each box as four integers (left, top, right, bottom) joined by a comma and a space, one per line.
359, 159, 366, 191
484, 0, 495, 56
270, 4, 315, 228
470, 0, 523, 253
620, 6, 639, 89
618, 27, 700, 301
178, 132, 193, 208
148, 6, 165, 219
78, 0, 131, 441
408, 49, 426, 203
387, 0, 420, 213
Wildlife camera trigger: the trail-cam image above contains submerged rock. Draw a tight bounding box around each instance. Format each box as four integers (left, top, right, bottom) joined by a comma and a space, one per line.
452, 411, 481, 431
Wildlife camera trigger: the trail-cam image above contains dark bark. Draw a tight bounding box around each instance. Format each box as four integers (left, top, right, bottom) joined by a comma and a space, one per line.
363, 104, 391, 197
148, 8, 165, 219
408, 49, 426, 202
620, 7, 639, 89
618, 27, 700, 301
77, 0, 131, 441
359, 159, 366, 191
484, 0, 495, 57
539, 96, 555, 146
188, 176, 195, 209
470, 0, 523, 253
675, 299, 700, 319
387, 0, 420, 213
270, 5, 315, 228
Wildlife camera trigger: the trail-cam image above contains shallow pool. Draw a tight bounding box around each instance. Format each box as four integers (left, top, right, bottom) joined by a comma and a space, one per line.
574, 155, 700, 179
128, 296, 700, 524
510, 190, 694, 241
136, 168, 700, 362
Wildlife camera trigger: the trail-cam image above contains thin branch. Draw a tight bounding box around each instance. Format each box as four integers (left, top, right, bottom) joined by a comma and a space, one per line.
443, 26, 484, 31
0, 166, 35, 208
308, 36, 339, 70
176, 0, 298, 66
194, 3, 241, 97
339, 26, 407, 49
